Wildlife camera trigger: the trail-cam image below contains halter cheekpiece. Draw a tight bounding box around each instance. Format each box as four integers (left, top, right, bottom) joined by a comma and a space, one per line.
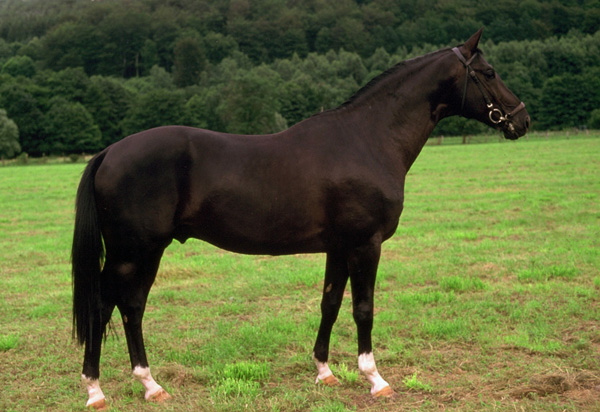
452, 47, 525, 126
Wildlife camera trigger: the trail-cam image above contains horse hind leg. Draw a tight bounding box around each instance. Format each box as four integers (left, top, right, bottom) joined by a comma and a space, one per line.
81, 289, 115, 410
111, 247, 172, 403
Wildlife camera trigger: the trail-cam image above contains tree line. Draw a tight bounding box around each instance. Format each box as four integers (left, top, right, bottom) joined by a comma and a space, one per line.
0, 0, 599, 158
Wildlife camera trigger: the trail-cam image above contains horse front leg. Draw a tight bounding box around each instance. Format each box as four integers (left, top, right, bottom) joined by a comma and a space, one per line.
348, 236, 394, 397
313, 250, 349, 386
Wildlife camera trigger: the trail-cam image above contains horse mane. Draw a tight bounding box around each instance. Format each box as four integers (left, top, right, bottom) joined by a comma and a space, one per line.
337, 47, 452, 110
304, 45, 480, 121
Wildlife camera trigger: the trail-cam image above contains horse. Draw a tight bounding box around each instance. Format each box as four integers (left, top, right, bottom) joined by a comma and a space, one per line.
72, 29, 529, 410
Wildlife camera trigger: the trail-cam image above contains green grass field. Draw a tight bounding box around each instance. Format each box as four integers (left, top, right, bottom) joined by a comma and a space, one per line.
1, 134, 599, 411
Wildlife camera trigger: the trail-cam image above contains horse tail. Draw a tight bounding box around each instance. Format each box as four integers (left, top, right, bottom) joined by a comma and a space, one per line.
72, 150, 107, 347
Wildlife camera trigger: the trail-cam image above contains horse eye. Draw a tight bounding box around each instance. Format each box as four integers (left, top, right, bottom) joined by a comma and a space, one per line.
485, 70, 496, 80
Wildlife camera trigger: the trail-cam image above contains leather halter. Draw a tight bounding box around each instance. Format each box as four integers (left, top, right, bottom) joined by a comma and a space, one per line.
452, 47, 525, 125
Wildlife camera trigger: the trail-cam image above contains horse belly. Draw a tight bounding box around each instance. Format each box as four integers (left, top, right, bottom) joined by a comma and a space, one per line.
175, 186, 328, 255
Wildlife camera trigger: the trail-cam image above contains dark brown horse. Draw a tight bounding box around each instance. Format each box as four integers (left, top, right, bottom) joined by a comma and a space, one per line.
72, 29, 529, 409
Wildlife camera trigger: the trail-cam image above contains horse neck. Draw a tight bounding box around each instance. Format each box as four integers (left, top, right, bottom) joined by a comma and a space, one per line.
340, 50, 454, 171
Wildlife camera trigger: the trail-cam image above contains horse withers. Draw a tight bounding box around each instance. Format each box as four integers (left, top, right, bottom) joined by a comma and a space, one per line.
72, 29, 529, 409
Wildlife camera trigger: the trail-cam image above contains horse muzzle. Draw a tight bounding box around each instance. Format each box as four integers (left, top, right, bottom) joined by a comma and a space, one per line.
493, 102, 529, 140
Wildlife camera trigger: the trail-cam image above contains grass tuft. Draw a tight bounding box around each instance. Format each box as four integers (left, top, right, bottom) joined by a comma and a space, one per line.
0, 334, 19, 351
218, 361, 271, 382
211, 377, 261, 400
517, 265, 579, 283
331, 363, 359, 384
403, 372, 433, 392
439, 275, 486, 292
312, 400, 356, 412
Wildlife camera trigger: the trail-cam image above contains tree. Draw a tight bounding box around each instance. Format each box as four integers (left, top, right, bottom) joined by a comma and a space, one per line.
590, 109, 600, 129
120, 89, 187, 136
83, 76, 133, 146
41, 98, 102, 154
0, 83, 45, 156
98, 9, 151, 77
173, 36, 205, 88
0, 109, 20, 159
332, 49, 367, 84
538, 68, 600, 129
1, 55, 36, 77
216, 65, 284, 134
45, 67, 91, 103
0, 38, 11, 62
40, 23, 105, 74
203, 32, 238, 64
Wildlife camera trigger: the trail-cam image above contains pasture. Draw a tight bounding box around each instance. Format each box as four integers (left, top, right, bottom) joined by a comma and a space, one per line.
1, 134, 599, 411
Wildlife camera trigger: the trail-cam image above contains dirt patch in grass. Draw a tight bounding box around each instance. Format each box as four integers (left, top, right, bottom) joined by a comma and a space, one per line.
509, 371, 600, 398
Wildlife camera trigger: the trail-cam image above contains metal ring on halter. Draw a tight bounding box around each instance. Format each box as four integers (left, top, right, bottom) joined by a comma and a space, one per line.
488, 107, 505, 124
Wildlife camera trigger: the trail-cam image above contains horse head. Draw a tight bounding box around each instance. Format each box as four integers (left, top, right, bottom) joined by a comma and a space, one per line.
453, 29, 530, 140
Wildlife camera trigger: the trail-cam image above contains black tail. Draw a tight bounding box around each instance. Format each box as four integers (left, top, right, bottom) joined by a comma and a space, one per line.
72, 151, 107, 347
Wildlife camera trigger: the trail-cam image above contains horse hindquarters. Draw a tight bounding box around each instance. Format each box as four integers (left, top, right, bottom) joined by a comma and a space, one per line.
74, 148, 174, 408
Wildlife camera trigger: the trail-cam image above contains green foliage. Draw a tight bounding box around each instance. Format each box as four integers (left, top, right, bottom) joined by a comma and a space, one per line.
83, 76, 133, 146
173, 36, 206, 87
0, 82, 44, 155
539, 67, 600, 129
590, 109, 600, 129
216, 65, 284, 134
41, 99, 102, 154
1, 55, 35, 77
0, 0, 599, 154
46, 67, 90, 102
120, 88, 187, 136
0, 108, 20, 159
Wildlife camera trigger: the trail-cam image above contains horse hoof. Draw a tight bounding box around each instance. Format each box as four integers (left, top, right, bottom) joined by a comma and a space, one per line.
148, 388, 172, 403
374, 386, 395, 398
319, 375, 340, 386
87, 398, 107, 411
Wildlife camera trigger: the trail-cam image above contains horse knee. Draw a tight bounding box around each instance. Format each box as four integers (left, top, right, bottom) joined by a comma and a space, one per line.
353, 302, 373, 325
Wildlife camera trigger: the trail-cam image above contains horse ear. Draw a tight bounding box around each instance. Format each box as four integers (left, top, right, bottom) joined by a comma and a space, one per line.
460, 28, 484, 58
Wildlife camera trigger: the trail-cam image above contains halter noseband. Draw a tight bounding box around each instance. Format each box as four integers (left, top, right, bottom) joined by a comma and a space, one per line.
452, 47, 525, 126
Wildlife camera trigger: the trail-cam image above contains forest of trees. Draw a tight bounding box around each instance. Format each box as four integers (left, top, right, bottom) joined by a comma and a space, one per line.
0, 0, 599, 157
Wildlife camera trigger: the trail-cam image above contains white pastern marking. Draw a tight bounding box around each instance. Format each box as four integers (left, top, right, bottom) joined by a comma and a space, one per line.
358, 352, 390, 395
313, 353, 334, 384
82, 374, 105, 407
133, 366, 163, 400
